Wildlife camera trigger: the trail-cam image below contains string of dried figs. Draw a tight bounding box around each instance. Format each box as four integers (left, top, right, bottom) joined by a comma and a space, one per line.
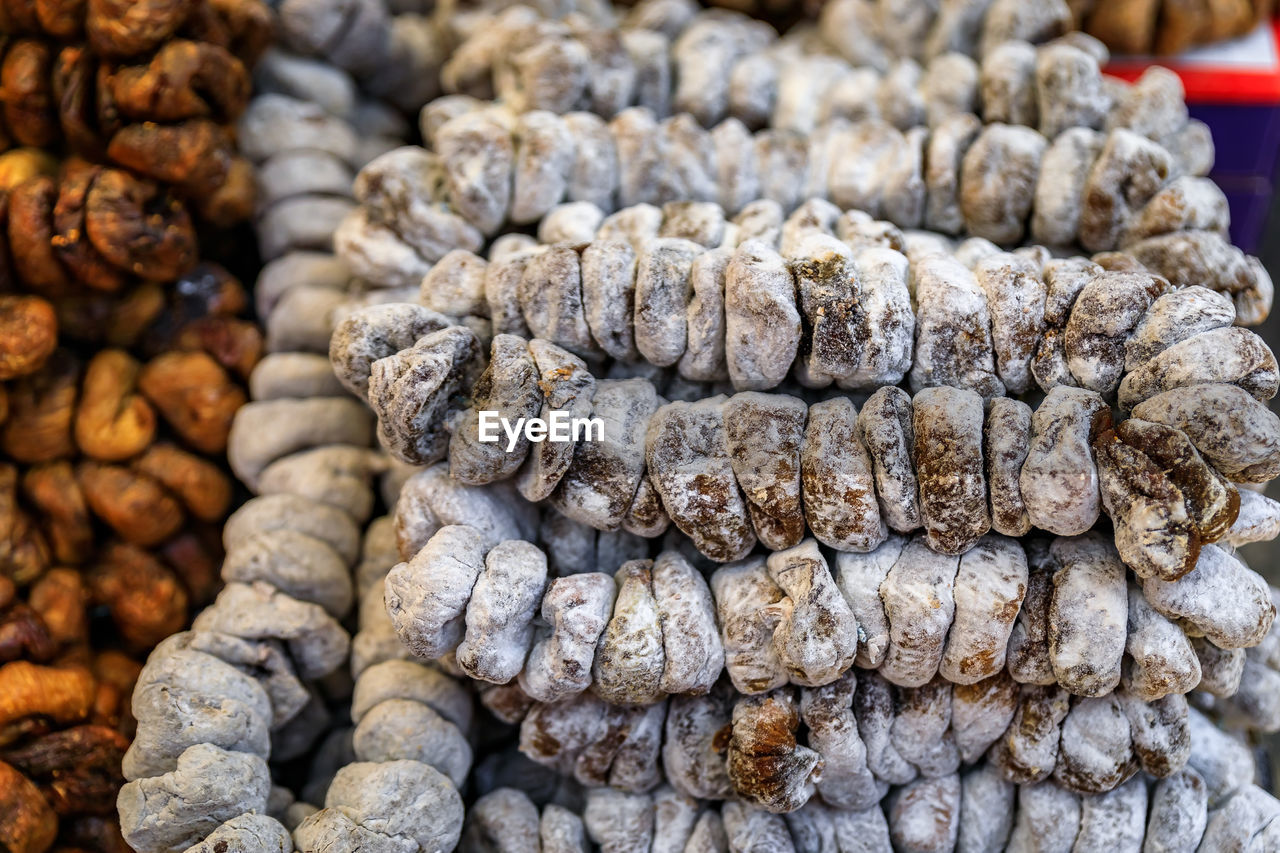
330, 240, 1280, 576
342, 91, 1234, 301
451, 707, 1279, 853
383, 510, 1275, 706
436, 0, 1117, 134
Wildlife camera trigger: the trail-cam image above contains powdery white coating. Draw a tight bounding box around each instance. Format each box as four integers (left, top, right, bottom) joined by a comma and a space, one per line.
450, 335, 543, 485
593, 561, 667, 705
224, 494, 361, 567
722, 802, 797, 851
801, 397, 886, 553
887, 773, 961, 853
191, 582, 348, 680
725, 393, 808, 550
383, 524, 486, 660
766, 540, 859, 686
1052, 693, 1136, 793
913, 386, 991, 555
734, 198, 784, 248
541, 803, 589, 853
521, 572, 615, 702
352, 699, 472, 788
724, 239, 802, 391
713, 119, 762, 218
1134, 382, 1280, 484
1120, 691, 1191, 779
858, 386, 921, 533
516, 339, 597, 503
711, 557, 789, 694
124, 649, 272, 781
308, 760, 463, 853
581, 239, 639, 361
846, 247, 915, 388
461, 788, 541, 852
1005, 542, 1058, 686
728, 689, 822, 814
394, 463, 538, 558
634, 238, 702, 367
984, 398, 1033, 537
883, 126, 928, 229
1118, 326, 1279, 411
879, 533, 960, 687
925, 112, 983, 235
975, 252, 1046, 395
510, 111, 575, 225
1020, 385, 1108, 536
519, 244, 596, 358
1191, 636, 1245, 697
1124, 586, 1201, 702
989, 684, 1071, 784
1047, 533, 1127, 697
623, 471, 671, 538
436, 111, 514, 235
1142, 544, 1276, 650
227, 397, 373, 491
1073, 776, 1147, 853
485, 248, 537, 338
941, 534, 1029, 684
539, 202, 605, 246
584, 788, 654, 853
1124, 286, 1236, 372
978, 38, 1037, 121
222, 530, 353, 618
661, 201, 727, 248
957, 763, 1016, 852
1186, 706, 1256, 808
833, 535, 904, 669
186, 814, 292, 853
1125, 231, 1271, 323
367, 325, 481, 467
959, 123, 1046, 246
1079, 129, 1174, 253
1107, 66, 1188, 141
800, 672, 884, 810
256, 444, 384, 522
679, 247, 732, 382
1005, 780, 1080, 853
420, 250, 488, 319
852, 669, 917, 786
650, 786, 700, 853
827, 120, 901, 218
891, 677, 961, 778
1031, 127, 1104, 248
118, 744, 271, 853
651, 550, 723, 694
646, 396, 756, 562
910, 256, 1004, 400
597, 203, 664, 252
553, 378, 660, 531
1144, 768, 1208, 853
951, 671, 1020, 764
565, 113, 620, 210
1036, 43, 1110, 139
755, 129, 810, 213
663, 686, 735, 801
789, 234, 860, 385
456, 540, 548, 684
351, 660, 472, 734
1224, 488, 1280, 547
921, 52, 980, 126
1121, 176, 1230, 247
328, 303, 453, 400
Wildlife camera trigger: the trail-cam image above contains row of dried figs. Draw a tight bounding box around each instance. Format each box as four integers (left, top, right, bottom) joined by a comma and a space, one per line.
330, 256, 1279, 577
337, 195, 1269, 413
384, 514, 1276, 704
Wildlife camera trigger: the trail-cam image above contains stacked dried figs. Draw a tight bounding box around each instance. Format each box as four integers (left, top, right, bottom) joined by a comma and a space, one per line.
106, 0, 1280, 851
